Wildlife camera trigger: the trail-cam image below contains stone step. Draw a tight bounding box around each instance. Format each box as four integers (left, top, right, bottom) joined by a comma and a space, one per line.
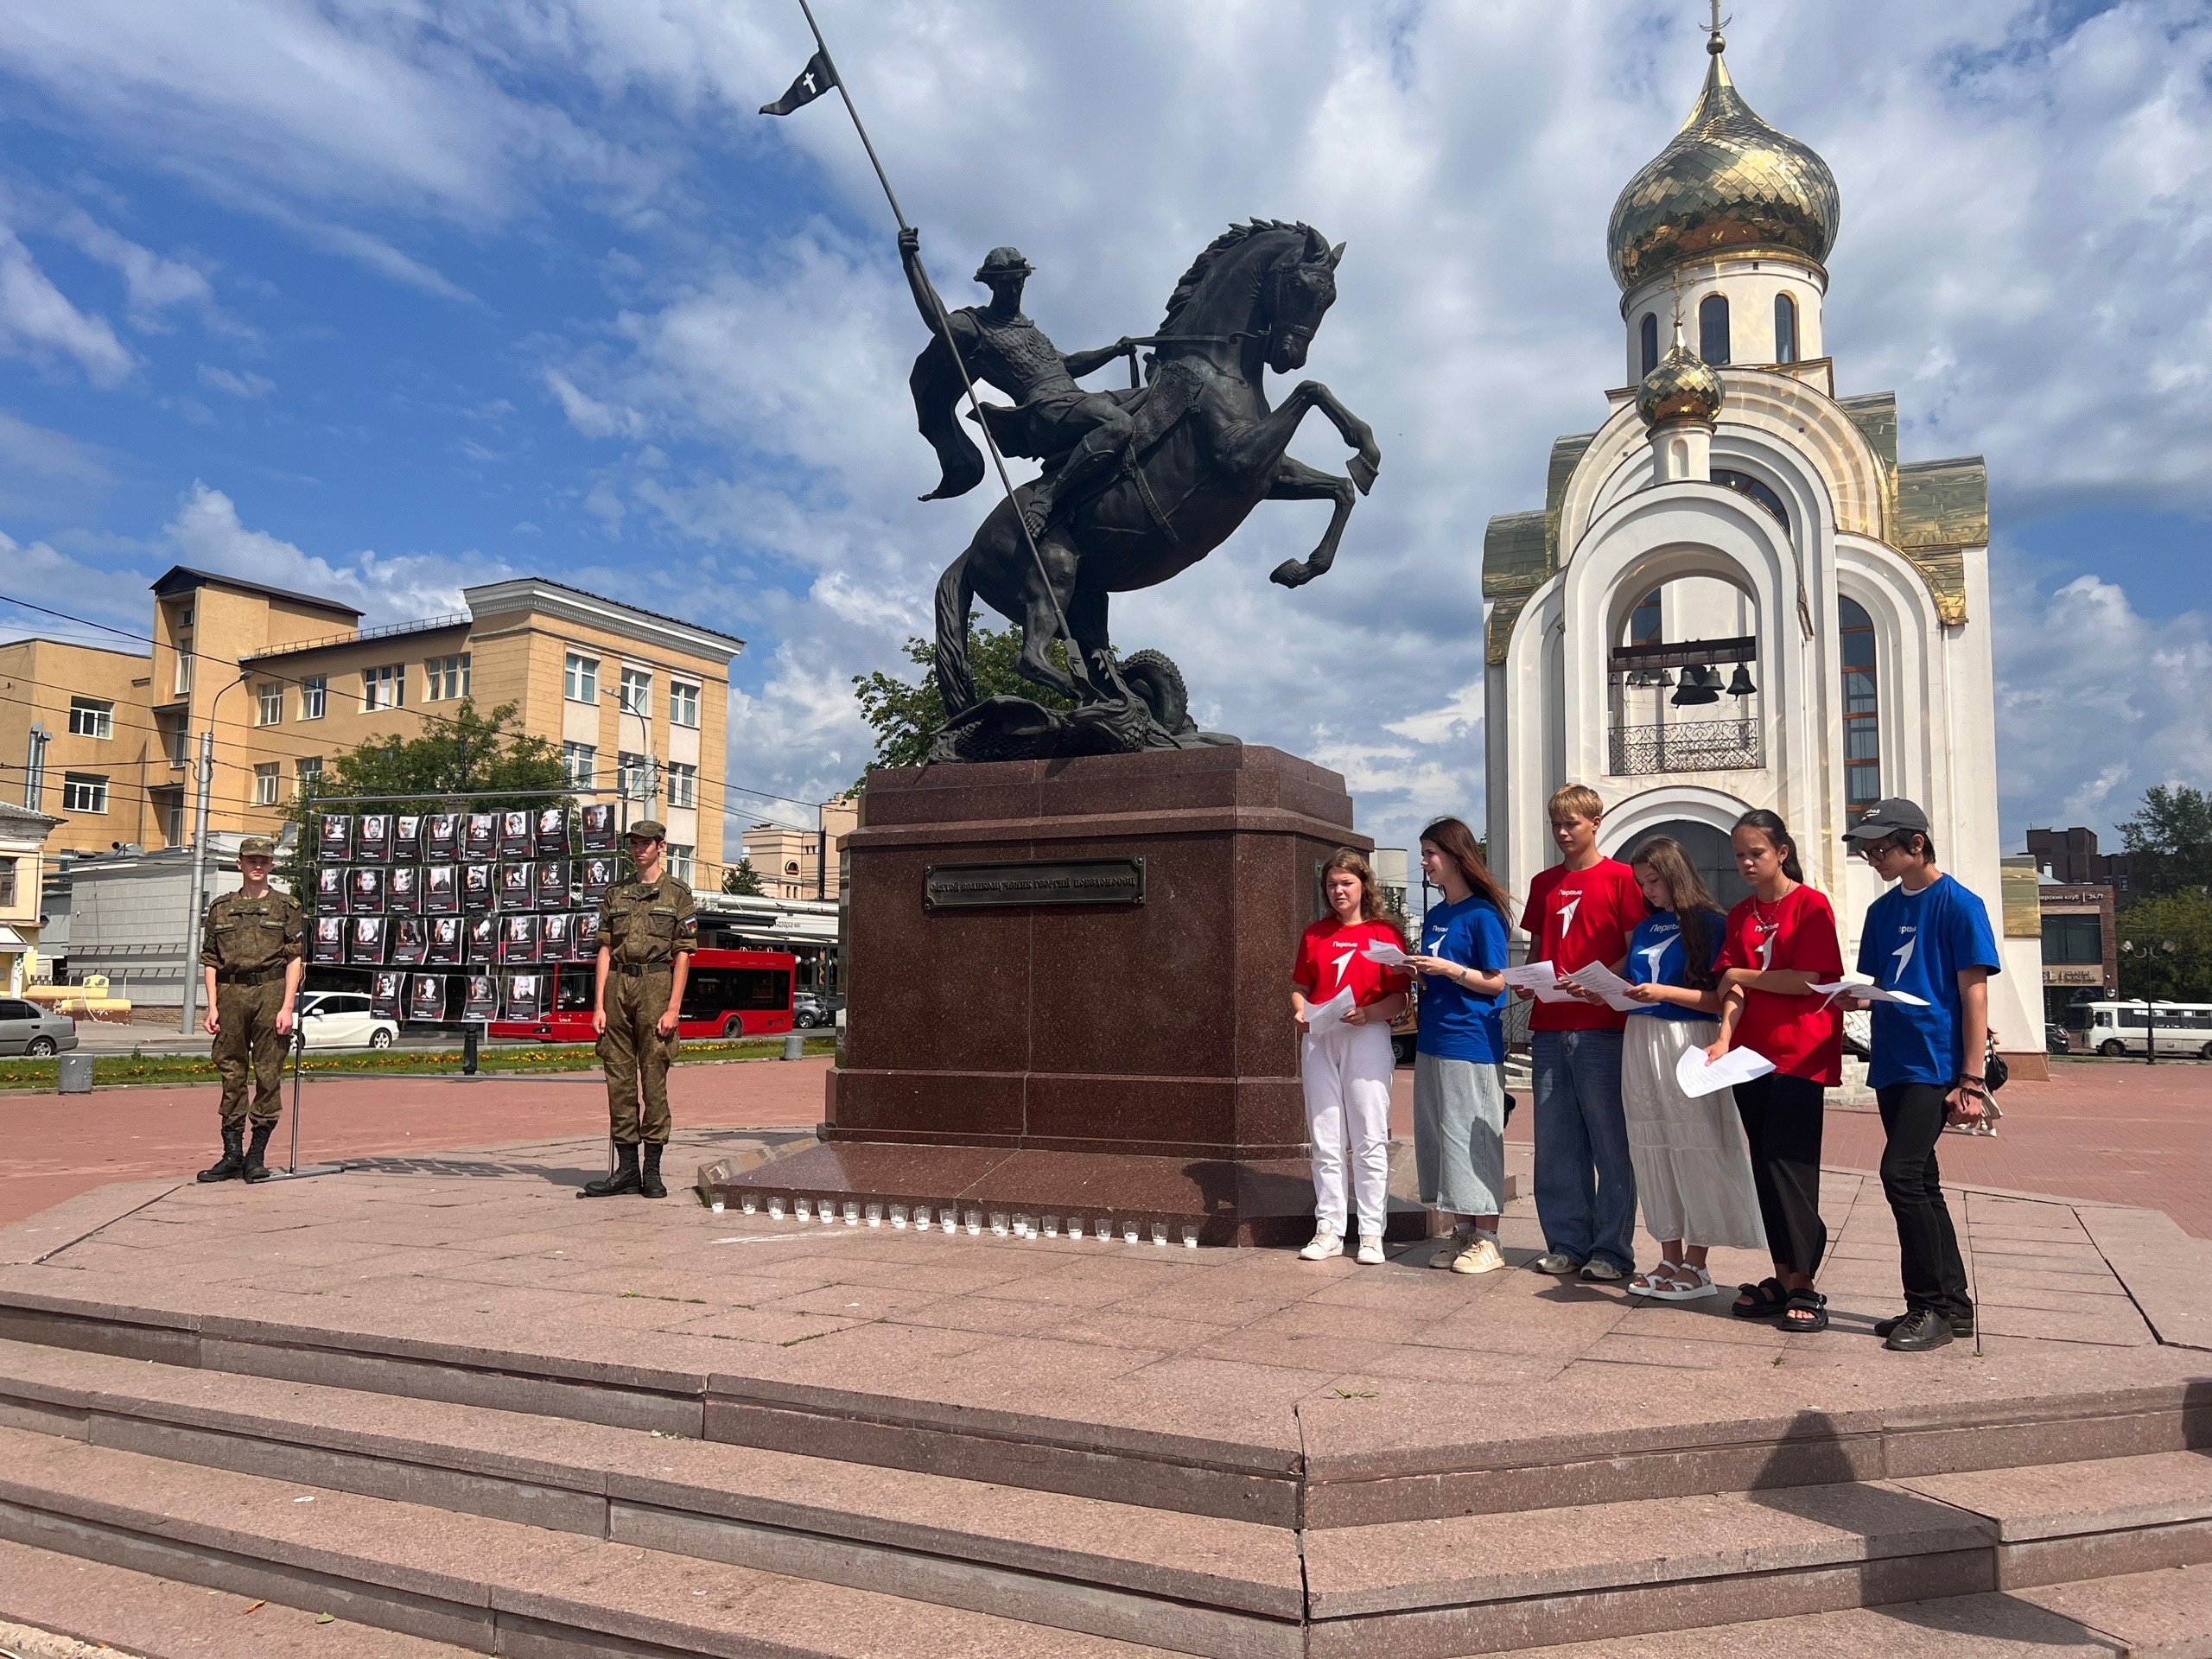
0, 1422, 1182, 1659
0, 1534, 477, 1657
0, 1338, 1304, 1659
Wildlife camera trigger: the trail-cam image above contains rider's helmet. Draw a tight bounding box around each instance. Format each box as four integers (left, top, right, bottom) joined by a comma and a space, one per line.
973, 246, 1035, 283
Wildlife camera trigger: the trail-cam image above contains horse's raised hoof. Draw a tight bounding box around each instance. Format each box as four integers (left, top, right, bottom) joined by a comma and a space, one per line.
1349, 453, 1379, 495
1269, 558, 1309, 588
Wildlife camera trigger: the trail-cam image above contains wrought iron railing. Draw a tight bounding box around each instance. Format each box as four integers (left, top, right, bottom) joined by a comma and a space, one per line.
1608, 717, 1761, 776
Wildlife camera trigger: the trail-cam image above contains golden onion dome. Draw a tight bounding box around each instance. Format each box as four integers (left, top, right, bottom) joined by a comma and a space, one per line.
1637, 320, 1724, 427
1607, 35, 1840, 292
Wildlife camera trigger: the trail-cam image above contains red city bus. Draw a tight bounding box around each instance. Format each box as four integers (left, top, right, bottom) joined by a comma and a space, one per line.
487, 948, 798, 1043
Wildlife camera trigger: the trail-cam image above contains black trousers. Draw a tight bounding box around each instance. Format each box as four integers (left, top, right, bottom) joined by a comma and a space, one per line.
1734, 1073, 1828, 1279
1878, 1083, 1974, 1319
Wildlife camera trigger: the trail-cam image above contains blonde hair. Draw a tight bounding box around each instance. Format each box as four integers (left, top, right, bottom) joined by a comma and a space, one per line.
1548, 783, 1605, 825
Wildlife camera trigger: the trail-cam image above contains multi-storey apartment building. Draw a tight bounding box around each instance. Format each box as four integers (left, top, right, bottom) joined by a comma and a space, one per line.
3, 567, 742, 885
740, 797, 859, 900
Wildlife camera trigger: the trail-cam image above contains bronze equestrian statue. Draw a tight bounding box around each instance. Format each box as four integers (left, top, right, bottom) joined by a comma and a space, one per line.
903, 219, 1380, 760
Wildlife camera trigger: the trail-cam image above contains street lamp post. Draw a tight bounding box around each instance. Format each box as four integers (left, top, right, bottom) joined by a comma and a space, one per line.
602, 684, 657, 838
2119, 938, 2178, 1065
180, 671, 253, 1038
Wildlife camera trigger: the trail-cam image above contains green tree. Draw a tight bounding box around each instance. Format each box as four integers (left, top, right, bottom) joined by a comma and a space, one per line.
851, 626, 1071, 775
2114, 888, 2212, 1003
722, 857, 765, 896
280, 699, 570, 888
2118, 783, 2212, 896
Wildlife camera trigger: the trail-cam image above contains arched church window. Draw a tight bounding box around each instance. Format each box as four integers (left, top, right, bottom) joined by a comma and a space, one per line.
1699, 293, 1730, 365
1713, 469, 1789, 534
1774, 292, 1798, 365
1840, 597, 1880, 816
1639, 313, 1659, 378
1629, 588, 1662, 645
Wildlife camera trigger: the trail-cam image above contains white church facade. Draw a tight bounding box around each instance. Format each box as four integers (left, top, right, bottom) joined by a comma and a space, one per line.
1483, 26, 2044, 1052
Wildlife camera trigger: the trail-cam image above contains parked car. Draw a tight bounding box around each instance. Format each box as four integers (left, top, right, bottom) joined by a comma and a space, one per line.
297, 990, 398, 1051
792, 991, 844, 1029
0, 997, 79, 1057
2045, 1022, 2071, 1057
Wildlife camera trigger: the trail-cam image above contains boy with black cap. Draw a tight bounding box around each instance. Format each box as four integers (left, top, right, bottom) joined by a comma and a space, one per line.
1842, 798, 2000, 1351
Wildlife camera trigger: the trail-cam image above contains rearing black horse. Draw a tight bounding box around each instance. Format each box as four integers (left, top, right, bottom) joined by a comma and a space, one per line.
924, 220, 1380, 758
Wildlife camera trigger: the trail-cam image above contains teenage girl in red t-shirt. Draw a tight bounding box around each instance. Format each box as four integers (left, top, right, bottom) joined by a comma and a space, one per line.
1709, 809, 1844, 1332
1292, 849, 1411, 1265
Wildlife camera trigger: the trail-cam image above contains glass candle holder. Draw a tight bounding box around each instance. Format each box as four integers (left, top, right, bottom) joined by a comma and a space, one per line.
767, 1196, 785, 1219
988, 1211, 1009, 1237
1040, 1215, 1060, 1238
890, 1204, 909, 1229
741, 1192, 759, 1216
1150, 1221, 1169, 1247
912, 1206, 930, 1231
792, 1197, 812, 1221
842, 1201, 861, 1226
1122, 1221, 1141, 1245
864, 1202, 883, 1227
711, 1198, 725, 1214
1012, 1214, 1034, 1238
940, 1206, 960, 1232
1181, 1224, 1201, 1249
963, 1209, 983, 1236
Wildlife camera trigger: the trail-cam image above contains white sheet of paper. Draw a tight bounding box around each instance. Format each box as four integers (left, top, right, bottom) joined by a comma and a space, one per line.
1304, 986, 1355, 1035
1675, 1043, 1776, 1098
1811, 978, 1930, 1007
1502, 960, 1581, 1005
1362, 939, 1414, 969
1557, 961, 1645, 1014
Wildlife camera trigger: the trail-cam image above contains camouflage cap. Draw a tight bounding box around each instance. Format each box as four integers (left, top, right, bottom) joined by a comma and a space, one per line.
238, 836, 277, 859
625, 819, 668, 842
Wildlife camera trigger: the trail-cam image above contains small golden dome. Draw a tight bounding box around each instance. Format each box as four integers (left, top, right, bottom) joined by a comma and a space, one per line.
1637, 321, 1723, 427
1607, 37, 1840, 292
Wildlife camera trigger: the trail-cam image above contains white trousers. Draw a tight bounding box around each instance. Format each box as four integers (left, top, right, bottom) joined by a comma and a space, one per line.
1302, 1020, 1395, 1236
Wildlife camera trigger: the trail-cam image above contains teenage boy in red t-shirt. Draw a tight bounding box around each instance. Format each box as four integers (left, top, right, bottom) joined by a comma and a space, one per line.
1520, 785, 1646, 1279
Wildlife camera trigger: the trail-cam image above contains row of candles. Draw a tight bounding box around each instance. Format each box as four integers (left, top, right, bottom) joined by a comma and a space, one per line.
716, 1190, 1202, 1248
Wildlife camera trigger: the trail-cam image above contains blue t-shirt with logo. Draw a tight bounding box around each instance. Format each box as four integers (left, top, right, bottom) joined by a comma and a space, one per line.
1624, 908, 1728, 1022
1415, 894, 1508, 1063
1855, 873, 2002, 1089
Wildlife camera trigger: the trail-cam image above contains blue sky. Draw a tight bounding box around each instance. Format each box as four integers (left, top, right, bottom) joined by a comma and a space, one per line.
1, 0, 2206, 859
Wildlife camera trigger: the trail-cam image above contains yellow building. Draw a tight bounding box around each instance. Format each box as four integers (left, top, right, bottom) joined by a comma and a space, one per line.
0, 800, 60, 993
741, 796, 857, 900
3, 568, 743, 885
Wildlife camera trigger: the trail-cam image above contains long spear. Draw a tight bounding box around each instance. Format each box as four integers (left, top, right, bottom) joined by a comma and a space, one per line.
762, 3, 1090, 696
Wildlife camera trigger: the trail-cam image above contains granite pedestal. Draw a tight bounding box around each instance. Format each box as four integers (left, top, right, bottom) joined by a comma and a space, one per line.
715, 746, 1426, 1245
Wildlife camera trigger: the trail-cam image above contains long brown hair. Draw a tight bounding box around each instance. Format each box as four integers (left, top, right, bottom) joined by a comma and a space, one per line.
1630, 836, 1719, 990
1417, 817, 1516, 928
1734, 808, 1806, 884
1320, 848, 1405, 942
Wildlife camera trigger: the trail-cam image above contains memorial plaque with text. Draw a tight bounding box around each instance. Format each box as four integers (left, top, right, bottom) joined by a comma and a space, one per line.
923, 858, 1145, 912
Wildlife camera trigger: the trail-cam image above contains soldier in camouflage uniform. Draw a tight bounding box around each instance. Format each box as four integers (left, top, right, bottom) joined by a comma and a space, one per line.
582, 820, 696, 1199
198, 836, 306, 1185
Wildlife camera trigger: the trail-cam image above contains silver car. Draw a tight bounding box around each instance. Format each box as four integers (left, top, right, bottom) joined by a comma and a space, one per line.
0, 997, 79, 1058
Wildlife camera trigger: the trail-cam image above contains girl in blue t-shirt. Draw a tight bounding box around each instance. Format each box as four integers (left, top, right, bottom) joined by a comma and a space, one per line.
1401, 817, 1516, 1274
1615, 837, 1764, 1300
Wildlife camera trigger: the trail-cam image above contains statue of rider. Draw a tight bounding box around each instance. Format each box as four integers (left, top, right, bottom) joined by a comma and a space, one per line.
900, 226, 1137, 535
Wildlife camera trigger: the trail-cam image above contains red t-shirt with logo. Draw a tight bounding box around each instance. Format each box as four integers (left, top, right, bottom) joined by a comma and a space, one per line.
1293, 918, 1412, 1010
1719, 884, 1846, 1084
1524, 858, 1646, 1033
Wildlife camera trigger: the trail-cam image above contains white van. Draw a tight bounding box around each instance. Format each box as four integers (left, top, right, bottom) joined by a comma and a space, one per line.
2080, 1001, 2212, 1060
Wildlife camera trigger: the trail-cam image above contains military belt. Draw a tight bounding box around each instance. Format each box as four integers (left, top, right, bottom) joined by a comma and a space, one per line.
613, 962, 672, 977
215, 965, 288, 986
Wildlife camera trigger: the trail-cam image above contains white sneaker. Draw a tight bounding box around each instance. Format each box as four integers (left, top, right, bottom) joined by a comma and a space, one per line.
1429, 1230, 1471, 1269
1299, 1230, 1342, 1262
1451, 1234, 1505, 1274
1356, 1234, 1385, 1266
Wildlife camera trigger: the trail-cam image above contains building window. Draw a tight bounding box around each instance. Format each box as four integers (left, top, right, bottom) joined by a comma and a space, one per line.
1774, 291, 1798, 364
62, 773, 109, 814
162, 719, 189, 767
300, 676, 327, 720
426, 654, 470, 701
670, 680, 700, 729
1628, 588, 1662, 645
617, 751, 654, 802
564, 652, 599, 703
296, 756, 323, 796
667, 843, 696, 884
174, 644, 194, 696
666, 761, 697, 809
364, 664, 405, 711
1698, 293, 1730, 365
67, 697, 113, 739
620, 666, 652, 719
563, 742, 597, 788
1840, 596, 1880, 816
0, 858, 15, 906
253, 762, 281, 807
2041, 912, 2102, 966
1712, 468, 1790, 534
164, 798, 186, 845
257, 683, 283, 726
1639, 313, 1659, 378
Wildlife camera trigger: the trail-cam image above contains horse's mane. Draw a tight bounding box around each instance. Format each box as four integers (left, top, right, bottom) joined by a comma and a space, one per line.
1157, 219, 1320, 336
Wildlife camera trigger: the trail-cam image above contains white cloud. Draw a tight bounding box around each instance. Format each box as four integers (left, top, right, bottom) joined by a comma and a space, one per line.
197, 363, 274, 399
0, 226, 133, 386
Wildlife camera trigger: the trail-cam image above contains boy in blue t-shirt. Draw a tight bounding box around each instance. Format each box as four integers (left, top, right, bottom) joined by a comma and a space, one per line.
1842, 799, 2001, 1354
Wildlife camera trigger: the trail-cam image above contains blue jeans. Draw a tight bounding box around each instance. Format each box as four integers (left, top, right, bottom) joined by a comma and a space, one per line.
1532, 1028, 1636, 1271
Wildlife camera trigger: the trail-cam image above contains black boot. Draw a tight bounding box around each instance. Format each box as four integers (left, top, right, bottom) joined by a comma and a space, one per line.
639, 1142, 667, 1200
197, 1125, 245, 1184
581, 1142, 641, 1198
242, 1122, 276, 1184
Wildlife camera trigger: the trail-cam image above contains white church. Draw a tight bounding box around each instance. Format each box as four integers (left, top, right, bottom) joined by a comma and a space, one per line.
1482, 23, 2044, 1052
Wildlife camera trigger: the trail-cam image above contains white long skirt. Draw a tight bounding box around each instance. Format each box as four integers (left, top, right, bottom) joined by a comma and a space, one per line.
1621, 1015, 1765, 1249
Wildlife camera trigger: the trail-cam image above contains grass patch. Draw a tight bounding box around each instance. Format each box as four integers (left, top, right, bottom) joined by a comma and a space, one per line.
0, 1034, 836, 1092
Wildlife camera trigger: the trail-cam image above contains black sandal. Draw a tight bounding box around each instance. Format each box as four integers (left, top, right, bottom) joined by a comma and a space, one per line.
1782, 1288, 1829, 1333
1732, 1278, 1787, 1320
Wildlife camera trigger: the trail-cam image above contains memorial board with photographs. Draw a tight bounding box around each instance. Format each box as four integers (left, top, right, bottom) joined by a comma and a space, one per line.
320, 813, 353, 862
428, 916, 463, 966
312, 917, 346, 963
393, 814, 423, 862
499, 861, 533, 912
370, 971, 404, 1019
579, 802, 616, 851
572, 909, 602, 960
349, 868, 385, 914
463, 974, 499, 1021
387, 866, 421, 914
315, 867, 346, 911
504, 973, 542, 1021
423, 864, 457, 914
391, 916, 428, 965
350, 916, 387, 964
500, 914, 539, 963
534, 807, 569, 857
467, 914, 499, 963
541, 912, 573, 959
580, 855, 619, 903
535, 859, 570, 911
356, 813, 391, 863
425, 813, 459, 861
499, 810, 531, 860
463, 862, 495, 912
464, 813, 498, 859
410, 974, 446, 1022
